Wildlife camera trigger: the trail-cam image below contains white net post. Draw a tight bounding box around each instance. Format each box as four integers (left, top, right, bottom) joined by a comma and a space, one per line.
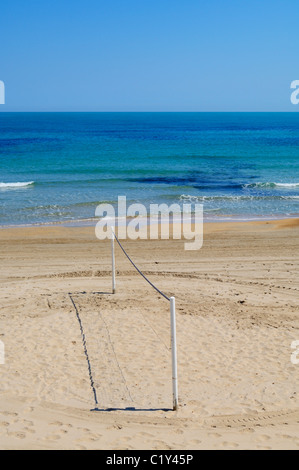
111, 226, 116, 294
170, 296, 178, 410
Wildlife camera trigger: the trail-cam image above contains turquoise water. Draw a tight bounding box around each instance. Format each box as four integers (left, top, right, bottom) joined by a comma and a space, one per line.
0, 112, 298, 226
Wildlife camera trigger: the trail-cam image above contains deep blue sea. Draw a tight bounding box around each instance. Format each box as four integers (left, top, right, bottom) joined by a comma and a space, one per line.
0, 112, 299, 226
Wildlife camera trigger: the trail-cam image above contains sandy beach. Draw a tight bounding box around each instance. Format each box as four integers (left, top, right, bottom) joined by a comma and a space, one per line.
0, 218, 298, 450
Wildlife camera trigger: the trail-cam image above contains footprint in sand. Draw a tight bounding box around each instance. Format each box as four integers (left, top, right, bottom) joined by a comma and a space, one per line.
257, 434, 271, 442
24, 427, 36, 434
239, 427, 255, 434
0, 411, 18, 417
153, 440, 171, 450
21, 419, 34, 426
23, 407, 35, 414
7, 432, 26, 440
84, 433, 103, 442
277, 434, 296, 440
189, 439, 202, 445
220, 441, 239, 449
0, 421, 10, 427
49, 421, 64, 426
44, 434, 62, 441
138, 432, 155, 438
118, 436, 131, 443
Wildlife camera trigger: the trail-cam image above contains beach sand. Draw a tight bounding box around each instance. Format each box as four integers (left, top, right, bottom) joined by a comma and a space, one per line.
0, 219, 298, 450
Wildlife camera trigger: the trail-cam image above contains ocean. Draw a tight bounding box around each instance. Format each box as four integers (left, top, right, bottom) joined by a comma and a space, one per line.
0, 112, 298, 226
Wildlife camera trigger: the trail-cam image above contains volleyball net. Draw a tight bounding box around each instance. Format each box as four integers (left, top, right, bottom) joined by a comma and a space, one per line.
110, 227, 178, 411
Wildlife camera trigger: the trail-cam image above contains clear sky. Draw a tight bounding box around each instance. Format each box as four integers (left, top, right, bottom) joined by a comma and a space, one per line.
0, 0, 298, 111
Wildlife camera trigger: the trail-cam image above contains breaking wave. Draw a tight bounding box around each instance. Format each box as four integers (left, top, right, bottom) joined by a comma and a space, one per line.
243, 182, 299, 189
0, 181, 35, 188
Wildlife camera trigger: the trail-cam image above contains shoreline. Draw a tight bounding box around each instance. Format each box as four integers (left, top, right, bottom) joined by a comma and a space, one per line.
0, 213, 298, 231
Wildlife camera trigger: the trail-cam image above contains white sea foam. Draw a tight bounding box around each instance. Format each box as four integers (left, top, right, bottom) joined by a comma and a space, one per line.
274, 182, 299, 188
243, 182, 299, 189
0, 181, 34, 188
179, 194, 299, 201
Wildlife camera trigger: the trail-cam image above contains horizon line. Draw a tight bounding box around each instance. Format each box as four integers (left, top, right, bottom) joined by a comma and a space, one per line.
0, 110, 298, 113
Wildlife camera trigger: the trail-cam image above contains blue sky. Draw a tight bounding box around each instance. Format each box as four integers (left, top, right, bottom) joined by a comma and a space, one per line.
0, 0, 298, 111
